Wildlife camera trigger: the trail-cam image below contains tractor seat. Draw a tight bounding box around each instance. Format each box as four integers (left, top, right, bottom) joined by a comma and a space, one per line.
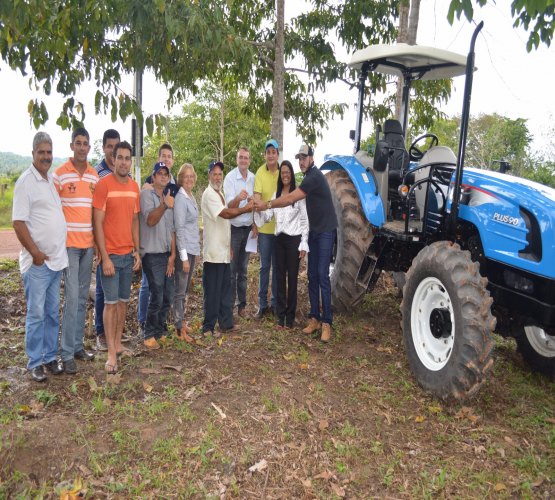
383, 119, 409, 188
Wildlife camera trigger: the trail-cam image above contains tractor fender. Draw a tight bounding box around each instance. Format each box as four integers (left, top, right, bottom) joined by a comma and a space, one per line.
321, 154, 385, 227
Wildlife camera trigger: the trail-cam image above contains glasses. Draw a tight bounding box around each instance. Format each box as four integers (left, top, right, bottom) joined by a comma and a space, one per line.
183, 175, 195, 179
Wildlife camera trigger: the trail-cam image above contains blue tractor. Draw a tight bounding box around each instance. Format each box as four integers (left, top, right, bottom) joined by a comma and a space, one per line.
322, 23, 555, 400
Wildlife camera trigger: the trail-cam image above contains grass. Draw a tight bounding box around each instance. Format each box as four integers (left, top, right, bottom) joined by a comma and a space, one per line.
0, 182, 14, 228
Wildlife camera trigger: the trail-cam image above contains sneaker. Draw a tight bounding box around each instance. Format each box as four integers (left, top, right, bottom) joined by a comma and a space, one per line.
44, 359, 63, 375
63, 359, 78, 374
237, 308, 246, 318
219, 325, 240, 333
74, 349, 95, 361
255, 307, 271, 320
96, 335, 108, 352
143, 337, 160, 350
30, 366, 47, 382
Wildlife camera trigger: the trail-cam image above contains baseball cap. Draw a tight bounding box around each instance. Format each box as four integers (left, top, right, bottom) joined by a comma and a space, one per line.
208, 161, 224, 173
265, 139, 279, 151
152, 162, 170, 175
295, 144, 314, 158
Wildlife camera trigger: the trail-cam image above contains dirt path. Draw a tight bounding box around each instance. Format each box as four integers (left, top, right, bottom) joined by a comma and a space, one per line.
0, 229, 21, 259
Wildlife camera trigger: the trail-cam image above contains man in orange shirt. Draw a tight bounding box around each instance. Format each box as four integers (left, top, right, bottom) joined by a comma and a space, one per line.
53, 128, 99, 374
93, 141, 141, 374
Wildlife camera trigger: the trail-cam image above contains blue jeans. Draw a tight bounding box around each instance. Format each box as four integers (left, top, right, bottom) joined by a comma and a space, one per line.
258, 232, 276, 310
308, 230, 335, 325
100, 253, 134, 303
60, 247, 94, 361
22, 264, 63, 370
95, 264, 104, 335
142, 253, 175, 339
230, 225, 251, 310
137, 271, 149, 324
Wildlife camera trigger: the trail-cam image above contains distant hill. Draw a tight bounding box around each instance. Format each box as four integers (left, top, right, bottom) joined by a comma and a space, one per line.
0, 152, 65, 176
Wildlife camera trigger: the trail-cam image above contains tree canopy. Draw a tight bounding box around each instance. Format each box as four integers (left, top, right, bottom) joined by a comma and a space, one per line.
448, 0, 554, 51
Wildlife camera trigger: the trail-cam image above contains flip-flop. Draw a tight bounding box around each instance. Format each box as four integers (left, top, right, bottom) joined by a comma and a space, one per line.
104, 362, 118, 374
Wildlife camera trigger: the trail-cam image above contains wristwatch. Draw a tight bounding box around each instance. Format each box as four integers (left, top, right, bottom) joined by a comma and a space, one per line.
267, 200, 272, 209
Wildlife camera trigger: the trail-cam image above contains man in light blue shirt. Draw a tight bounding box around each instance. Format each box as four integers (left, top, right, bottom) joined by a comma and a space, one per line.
223, 147, 255, 317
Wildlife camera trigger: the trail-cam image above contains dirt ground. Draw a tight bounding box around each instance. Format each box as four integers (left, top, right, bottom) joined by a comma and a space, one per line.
0, 229, 21, 259
0, 256, 553, 498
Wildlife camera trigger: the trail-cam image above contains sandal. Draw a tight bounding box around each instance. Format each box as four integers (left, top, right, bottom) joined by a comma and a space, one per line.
104, 362, 118, 374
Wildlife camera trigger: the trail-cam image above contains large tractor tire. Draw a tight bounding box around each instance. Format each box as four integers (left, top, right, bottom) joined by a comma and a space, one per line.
516, 326, 555, 376
326, 169, 374, 312
400, 241, 496, 400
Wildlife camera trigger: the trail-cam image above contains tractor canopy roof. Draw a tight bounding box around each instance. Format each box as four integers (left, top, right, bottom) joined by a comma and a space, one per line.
349, 43, 469, 80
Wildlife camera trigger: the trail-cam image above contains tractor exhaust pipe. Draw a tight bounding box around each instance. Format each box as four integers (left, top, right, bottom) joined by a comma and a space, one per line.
448, 21, 484, 236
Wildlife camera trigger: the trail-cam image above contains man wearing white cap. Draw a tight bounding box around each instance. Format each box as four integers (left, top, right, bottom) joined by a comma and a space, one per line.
254, 144, 337, 342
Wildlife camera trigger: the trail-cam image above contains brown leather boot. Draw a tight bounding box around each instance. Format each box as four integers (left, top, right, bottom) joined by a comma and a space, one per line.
321, 323, 331, 343
302, 318, 321, 334
177, 327, 194, 343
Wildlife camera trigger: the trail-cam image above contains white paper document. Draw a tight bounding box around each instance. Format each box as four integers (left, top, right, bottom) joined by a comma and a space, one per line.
245, 231, 258, 253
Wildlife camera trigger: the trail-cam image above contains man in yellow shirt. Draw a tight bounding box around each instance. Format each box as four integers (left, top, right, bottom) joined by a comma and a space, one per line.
253, 139, 280, 319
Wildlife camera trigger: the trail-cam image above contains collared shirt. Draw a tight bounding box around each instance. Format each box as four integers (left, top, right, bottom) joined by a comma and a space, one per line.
12, 165, 68, 273
254, 163, 279, 234
139, 188, 175, 257
53, 159, 99, 248
174, 187, 200, 261
201, 185, 230, 263
223, 166, 255, 228
95, 158, 113, 178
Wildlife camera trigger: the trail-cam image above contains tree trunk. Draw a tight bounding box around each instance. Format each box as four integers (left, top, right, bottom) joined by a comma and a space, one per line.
270, 0, 285, 149
394, 1, 410, 120
219, 88, 225, 162
395, 0, 421, 127
407, 0, 421, 44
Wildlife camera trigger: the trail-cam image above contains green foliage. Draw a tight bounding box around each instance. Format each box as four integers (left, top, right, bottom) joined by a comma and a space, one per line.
143, 84, 270, 190
448, 0, 554, 51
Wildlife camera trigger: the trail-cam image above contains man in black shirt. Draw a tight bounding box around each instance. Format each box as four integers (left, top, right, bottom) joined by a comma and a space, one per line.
254, 144, 337, 342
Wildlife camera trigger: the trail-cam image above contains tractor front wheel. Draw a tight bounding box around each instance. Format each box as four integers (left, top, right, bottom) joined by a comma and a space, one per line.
401, 241, 496, 400
516, 326, 555, 376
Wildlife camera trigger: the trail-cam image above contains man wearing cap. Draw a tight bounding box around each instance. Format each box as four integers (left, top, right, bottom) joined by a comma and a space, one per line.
139, 162, 176, 350
93, 141, 141, 373
223, 147, 256, 318
13, 132, 68, 382
53, 127, 99, 374
94, 129, 120, 351
201, 161, 254, 336
254, 144, 337, 342
138, 143, 178, 337
253, 139, 280, 319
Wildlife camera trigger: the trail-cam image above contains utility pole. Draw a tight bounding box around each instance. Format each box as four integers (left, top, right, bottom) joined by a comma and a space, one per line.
132, 69, 143, 183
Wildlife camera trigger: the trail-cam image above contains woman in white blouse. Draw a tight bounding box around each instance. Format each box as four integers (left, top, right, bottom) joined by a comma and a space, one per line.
256, 160, 309, 328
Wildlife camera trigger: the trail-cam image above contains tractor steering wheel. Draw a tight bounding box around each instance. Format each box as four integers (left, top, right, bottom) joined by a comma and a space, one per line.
409, 133, 439, 161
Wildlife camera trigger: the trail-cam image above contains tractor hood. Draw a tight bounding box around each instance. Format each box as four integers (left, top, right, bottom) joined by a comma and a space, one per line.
349, 44, 468, 80
462, 167, 555, 209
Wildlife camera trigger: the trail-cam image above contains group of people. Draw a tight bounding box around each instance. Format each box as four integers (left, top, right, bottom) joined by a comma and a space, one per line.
12, 130, 338, 383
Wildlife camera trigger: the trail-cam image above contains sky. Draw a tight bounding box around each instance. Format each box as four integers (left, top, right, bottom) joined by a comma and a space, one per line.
0, 0, 553, 170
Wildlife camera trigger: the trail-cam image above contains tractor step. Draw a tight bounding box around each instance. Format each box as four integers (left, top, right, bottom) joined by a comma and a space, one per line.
382, 220, 422, 240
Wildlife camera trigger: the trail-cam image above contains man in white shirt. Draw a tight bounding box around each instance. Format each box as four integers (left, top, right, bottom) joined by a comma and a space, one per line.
223, 147, 256, 318
201, 161, 253, 336
12, 132, 68, 382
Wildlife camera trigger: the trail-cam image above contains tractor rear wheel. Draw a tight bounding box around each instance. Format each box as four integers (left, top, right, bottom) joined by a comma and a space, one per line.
326, 169, 374, 312
516, 326, 555, 376
401, 241, 496, 400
